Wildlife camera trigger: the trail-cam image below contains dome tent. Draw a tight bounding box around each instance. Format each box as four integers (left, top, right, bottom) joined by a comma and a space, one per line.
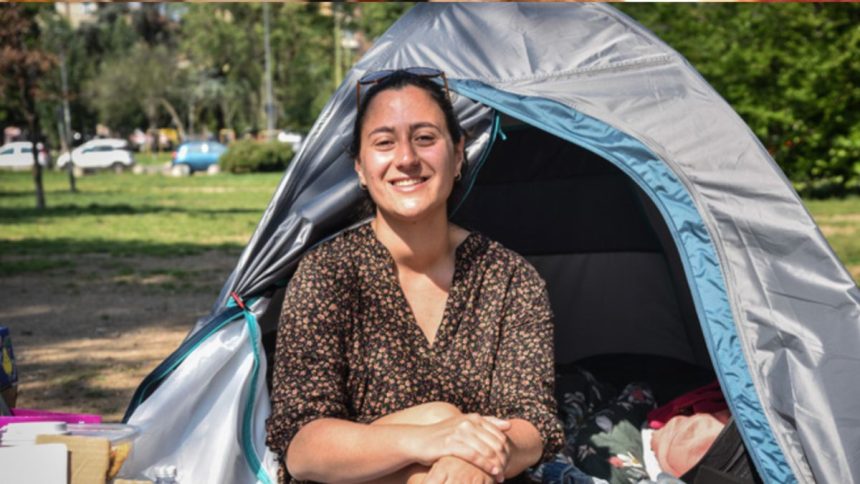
121, 3, 860, 483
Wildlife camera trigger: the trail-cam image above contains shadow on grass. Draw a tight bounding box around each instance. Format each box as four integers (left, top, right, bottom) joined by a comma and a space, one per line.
13, 349, 176, 420
0, 189, 39, 199
0, 203, 261, 222
0, 238, 244, 257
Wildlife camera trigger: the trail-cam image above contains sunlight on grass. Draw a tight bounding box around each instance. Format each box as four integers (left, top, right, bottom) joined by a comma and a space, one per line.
134, 152, 173, 166
1, 171, 281, 256
2, 172, 858, 283
805, 197, 860, 278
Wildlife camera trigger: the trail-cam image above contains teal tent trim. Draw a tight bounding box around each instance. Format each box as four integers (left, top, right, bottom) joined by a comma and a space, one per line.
227, 295, 274, 484
450, 79, 794, 484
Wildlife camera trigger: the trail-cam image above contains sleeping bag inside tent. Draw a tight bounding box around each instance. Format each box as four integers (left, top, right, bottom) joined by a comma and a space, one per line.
121, 4, 860, 484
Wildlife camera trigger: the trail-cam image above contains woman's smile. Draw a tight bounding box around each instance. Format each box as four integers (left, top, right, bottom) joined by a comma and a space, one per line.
389, 175, 429, 189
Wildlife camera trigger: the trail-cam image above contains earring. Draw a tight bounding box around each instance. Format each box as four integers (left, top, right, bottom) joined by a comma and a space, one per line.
359, 182, 367, 191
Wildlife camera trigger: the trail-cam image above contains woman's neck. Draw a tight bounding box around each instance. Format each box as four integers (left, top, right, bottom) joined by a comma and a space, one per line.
372, 209, 456, 273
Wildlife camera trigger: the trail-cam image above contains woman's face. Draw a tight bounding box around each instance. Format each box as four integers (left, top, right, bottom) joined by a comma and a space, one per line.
355, 85, 464, 223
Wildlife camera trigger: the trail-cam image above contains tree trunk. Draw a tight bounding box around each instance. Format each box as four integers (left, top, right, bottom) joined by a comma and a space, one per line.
28, 119, 46, 210
158, 97, 186, 142
23, 73, 45, 209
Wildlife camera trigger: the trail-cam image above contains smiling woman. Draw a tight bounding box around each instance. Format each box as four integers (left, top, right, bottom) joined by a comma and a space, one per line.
265, 70, 564, 484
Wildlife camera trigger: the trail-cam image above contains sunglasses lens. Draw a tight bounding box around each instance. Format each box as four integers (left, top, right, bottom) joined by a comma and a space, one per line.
356, 67, 450, 106
358, 69, 395, 85
404, 67, 443, 77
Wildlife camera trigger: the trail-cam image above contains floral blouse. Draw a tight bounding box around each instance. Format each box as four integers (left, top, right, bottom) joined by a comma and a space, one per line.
266, 223, 564, 482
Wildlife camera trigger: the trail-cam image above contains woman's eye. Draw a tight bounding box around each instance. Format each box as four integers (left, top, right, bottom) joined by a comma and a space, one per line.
373, 138, 394, 148
415, 134, 436, 145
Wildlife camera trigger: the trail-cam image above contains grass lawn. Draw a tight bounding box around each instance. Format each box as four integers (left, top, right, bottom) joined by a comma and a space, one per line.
804, 196, 860, 282
1, 170, 858, 283
0, 170, 282, 265
133, 151, 173, 166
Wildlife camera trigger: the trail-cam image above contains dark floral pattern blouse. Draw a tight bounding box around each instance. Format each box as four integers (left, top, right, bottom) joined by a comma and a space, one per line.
266, 223, 564, 482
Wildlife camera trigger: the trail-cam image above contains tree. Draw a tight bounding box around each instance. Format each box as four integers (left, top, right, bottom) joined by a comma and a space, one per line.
0, 5, 57, 209
86, 42, 187, 140
178, 3, 412, 136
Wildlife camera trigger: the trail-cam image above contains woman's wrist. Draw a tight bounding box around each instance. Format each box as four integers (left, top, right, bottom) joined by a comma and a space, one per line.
373, 422, 433, 467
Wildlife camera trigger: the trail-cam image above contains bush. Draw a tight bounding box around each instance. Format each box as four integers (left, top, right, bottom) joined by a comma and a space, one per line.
219, 140, 294, 174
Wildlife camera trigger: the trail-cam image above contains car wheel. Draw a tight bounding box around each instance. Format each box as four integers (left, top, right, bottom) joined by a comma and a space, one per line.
112, 162, 125, 174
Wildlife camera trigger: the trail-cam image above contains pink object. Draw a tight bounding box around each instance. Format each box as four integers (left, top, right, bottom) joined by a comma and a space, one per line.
0, 408, 102, 429
650, 410, 731, 477
647, 381, 728, 430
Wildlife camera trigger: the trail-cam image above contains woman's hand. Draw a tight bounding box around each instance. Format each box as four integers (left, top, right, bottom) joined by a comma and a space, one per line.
413, 413, 511, 482
423, 456, 496, 484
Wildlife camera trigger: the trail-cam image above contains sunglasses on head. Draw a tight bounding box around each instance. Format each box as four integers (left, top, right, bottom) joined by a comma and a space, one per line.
356, 67, 450, 107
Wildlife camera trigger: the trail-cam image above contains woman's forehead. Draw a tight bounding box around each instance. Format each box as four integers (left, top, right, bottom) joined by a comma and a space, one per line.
363, 86, 445, 128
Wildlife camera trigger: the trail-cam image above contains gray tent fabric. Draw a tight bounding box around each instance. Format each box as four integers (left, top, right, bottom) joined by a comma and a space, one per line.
123, 4, 860, 484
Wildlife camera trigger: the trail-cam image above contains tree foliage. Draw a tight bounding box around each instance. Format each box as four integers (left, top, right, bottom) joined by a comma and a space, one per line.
219, 139, 294, 174
2, 3, 858, 195
0, 4, 56, 208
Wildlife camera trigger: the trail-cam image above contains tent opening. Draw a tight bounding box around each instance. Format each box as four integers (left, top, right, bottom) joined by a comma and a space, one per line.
450, 116, 716, 400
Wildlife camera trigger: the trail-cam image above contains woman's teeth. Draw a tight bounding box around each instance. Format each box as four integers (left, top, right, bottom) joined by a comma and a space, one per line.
392, 178, 425, 187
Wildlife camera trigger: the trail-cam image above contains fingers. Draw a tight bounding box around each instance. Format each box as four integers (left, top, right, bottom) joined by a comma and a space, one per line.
422, 469, 445, 484
483, 416, 512, 431
477, 418, 510, 454
449, 415, 508, 481
470, 423, 508, 480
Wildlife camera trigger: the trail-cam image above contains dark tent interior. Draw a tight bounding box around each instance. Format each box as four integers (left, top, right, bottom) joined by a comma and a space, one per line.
450, 119, 715, 402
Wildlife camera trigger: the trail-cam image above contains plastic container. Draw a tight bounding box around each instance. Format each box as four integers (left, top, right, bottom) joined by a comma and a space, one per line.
67, 423, 139, 479
66, 423, 138, 444
0, 408, 101, 429
0, 421, 68, 446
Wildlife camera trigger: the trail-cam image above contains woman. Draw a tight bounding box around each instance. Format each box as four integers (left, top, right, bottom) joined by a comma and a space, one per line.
266, 69, 563, 484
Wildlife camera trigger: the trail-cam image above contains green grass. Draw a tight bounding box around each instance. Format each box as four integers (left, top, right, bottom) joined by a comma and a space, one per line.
0, 258, 75, 276
1, 171, 858, 283
134, 151, 173, 166
1, 170, 281, 257
805, 196, 860, 275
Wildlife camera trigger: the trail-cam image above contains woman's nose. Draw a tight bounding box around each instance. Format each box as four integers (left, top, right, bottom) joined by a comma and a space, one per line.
394, 141, 419, 168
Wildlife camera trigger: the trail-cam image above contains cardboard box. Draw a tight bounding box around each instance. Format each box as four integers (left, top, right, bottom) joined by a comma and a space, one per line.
36, 435, 110, 484
0, 443, 69, 484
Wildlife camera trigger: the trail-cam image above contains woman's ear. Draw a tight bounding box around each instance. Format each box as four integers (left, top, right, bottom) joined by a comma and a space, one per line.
354, 159, 367, 187
455, 137, 466, 175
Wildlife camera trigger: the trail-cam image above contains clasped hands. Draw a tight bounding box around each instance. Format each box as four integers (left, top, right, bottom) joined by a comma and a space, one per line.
416, 413, 512, 483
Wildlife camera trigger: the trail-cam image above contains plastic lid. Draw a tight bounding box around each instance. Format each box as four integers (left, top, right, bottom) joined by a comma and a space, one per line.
1, 421, 68, 438
66, 423, 139, 444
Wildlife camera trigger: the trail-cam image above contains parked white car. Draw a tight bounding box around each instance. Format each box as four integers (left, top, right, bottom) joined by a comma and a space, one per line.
57, 138, 135, 172
0, 141, 49, 170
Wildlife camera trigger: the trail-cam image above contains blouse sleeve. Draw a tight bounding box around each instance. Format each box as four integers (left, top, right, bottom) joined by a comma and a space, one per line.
265, 249, 353, 460
489, 262, 564, 463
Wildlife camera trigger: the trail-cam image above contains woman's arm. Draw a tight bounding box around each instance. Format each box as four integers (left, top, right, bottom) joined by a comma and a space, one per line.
287, 402, 512, 483
489, 262, 566, 475
499, 419, 543, 478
